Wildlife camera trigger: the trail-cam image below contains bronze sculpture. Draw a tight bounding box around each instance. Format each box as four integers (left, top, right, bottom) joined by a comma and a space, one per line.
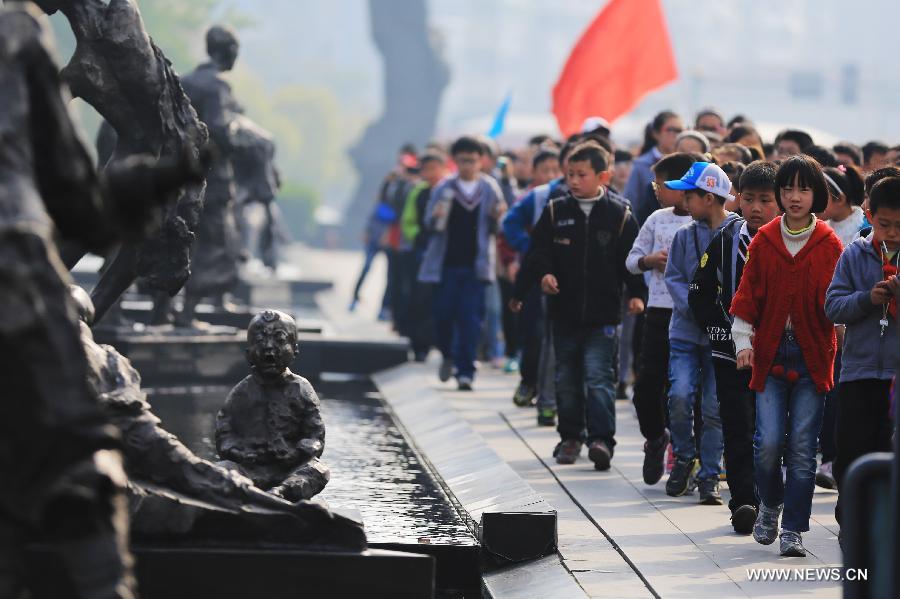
70, 286, 362, 546
34, 0, 210, 325
178, 25, 245, 325
216, 310, 331, 502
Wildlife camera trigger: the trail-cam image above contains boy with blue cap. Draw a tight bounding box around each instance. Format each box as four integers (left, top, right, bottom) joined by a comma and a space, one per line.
663, 162, 739, 503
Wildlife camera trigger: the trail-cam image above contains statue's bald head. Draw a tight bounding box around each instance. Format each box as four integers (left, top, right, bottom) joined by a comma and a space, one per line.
247, 309, 297, 344
206, 25, 239, 71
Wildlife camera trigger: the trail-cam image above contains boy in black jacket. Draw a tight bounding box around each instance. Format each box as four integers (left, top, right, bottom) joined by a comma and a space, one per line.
528, 142, 645, 469
688, 161, 781, 533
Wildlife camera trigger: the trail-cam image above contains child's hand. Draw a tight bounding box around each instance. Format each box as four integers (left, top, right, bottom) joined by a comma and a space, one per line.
644, 249, 669, 272
886, 275, 900, 297
541, 274, 560, 295
871, 281, 893, 305
508, 299, 523, 313
627, 297, 645, 315
736, 349, 754, 370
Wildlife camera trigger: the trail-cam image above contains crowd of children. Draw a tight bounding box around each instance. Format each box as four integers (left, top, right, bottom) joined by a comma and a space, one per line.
354, 109, 899, 557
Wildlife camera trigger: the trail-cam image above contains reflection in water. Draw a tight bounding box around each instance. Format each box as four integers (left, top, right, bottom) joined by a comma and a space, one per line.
148, 381, 474, 545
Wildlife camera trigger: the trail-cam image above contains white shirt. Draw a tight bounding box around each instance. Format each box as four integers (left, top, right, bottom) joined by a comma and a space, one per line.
458, 178, 479, 197
625, 207, 693, 309
827, 206, 865, 249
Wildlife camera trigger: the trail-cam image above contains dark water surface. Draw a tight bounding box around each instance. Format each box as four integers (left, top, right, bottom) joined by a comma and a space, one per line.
148, 380, 474, 545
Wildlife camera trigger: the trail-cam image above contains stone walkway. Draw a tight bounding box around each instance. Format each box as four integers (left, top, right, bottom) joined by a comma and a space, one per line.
434, 365, 842, 598
295, 245, 844, 598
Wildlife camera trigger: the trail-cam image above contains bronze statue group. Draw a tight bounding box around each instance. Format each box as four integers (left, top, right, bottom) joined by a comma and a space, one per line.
0, 3, 346, 597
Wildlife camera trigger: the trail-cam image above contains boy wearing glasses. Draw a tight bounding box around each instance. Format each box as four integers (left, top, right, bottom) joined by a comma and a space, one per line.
418, 136, 506, 390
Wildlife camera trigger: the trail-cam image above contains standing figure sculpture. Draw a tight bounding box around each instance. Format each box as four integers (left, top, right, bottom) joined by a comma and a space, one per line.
179, 25, 245, 324
34, 0, 209, 325
231, 113, 285, 271
216, 310, 330, 502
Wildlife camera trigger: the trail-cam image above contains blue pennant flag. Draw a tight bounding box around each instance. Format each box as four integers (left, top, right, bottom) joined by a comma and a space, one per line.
487, 91, 513, 139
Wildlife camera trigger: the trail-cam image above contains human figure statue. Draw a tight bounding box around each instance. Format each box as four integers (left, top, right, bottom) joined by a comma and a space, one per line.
178, 25, 245, 325
69, 286, 362, 546
216, 310, 330, 502
0, 4, 199, 596
34, 0, 210, 325
231, 113, 286, 271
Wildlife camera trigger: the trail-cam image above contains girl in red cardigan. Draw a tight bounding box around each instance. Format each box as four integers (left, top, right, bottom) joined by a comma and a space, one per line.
730, 155, 843, 557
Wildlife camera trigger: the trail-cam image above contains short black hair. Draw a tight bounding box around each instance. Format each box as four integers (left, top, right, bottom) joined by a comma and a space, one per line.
399, 143, 418, 156
727, 114, 752, 129
614, 149, 633, 164
695, 108, 724, 129
567, 142, 610, 174
532, 149, 560, 170
864, 166, 900, 195
822, 165, 865, 206
738, 160, 777, 193
718, 143, 753, 165
579, 132, 613, 154
419, 150, 446, 167
775, 129, 814, 151
868, 176, 900, 213
804, 145, 839, 168
832, 142, 862, 166
559, 139, 579, 165
774, 155, 829, 213
684, 187, 729, 205
450, 136, 484, 157
528, 134, 552, 147
651, 151, 704, 181
862, 141, 889, 164
720, 161, 745, 188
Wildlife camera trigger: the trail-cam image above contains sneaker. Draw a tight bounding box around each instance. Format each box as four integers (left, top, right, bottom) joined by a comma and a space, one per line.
438, 359, 454, 382
642, 430, 670, 485
554, 439, 582, 465
457, 377, 473, 391
698, 478, 723, 505
753, 504, 783, 545
503, 358, 519, 374
536, 408, 556, 427
731, 505, 758, 535
779, 530, 806, 557
815, 461, 837, 489
588, 441, 612, 471
512, 382, 536, 407
615, 381, 628, 400
665, 457, 700, 497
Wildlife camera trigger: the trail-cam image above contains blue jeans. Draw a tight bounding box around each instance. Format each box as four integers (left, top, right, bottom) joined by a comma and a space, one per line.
433, 266, 487, 380
553, 324, 617, 447
754, 332, 825, 533
668, 339, 722, 481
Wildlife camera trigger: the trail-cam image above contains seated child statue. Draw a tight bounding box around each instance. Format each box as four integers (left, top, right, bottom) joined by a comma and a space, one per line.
216, 309, 330, 501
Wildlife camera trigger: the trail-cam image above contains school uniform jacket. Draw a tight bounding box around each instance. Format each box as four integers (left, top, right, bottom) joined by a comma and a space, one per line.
729, 217, 843, 393
525, 191, 643, 330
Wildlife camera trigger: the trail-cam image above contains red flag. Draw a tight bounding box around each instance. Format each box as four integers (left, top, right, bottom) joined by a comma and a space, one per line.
553, 0, 678, 136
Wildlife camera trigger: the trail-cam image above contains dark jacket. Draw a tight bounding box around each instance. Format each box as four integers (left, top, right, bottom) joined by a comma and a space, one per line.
525, 190, 643, 330
688, 217, 746, 362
